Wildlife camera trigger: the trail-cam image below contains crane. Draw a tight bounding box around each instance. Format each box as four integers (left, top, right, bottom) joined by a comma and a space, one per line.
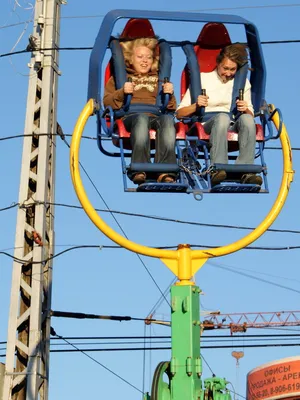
202, 310, 300, 334
145, 310, 300, 335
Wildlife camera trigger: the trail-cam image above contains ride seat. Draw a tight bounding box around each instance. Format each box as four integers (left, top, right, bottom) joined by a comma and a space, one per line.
178, 22, 264, 152
104, 18, 184, 150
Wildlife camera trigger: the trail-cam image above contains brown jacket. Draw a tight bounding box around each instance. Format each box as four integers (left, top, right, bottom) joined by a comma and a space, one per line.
103, 69, 177, 114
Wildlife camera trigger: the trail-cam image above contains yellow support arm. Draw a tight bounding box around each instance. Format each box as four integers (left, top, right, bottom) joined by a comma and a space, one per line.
70, 101, 293, 281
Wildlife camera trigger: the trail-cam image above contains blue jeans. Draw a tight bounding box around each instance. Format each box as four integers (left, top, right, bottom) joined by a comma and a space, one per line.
203, 113, 256, 164
122, 114, 177, 164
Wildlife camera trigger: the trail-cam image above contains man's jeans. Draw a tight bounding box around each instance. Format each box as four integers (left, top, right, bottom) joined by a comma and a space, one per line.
122, 114, 177, 164
203, 113, 256, 164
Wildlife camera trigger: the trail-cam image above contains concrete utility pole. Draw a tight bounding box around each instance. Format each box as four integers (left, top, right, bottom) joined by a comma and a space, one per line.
3, 0, 64, 398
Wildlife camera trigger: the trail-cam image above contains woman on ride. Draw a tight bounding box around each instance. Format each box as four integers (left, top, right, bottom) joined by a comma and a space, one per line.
176, 43, 262, 186
103, 37, 177, 185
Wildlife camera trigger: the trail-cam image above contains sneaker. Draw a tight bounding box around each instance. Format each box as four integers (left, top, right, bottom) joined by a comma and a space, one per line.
157, 173, 175, 183
241, 174, 263, 186
133, 172, 146, 185
211, 170, 227, 185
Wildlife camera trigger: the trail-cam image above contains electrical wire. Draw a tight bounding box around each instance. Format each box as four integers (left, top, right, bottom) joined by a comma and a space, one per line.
46, 342, 300, 353
48, 337, 300, 345
1, 38, 300, 58
185, 4, 300, 12
50, 333, 300, 340
1, 133, 300, 153
228, 386, 247, 400
2, 198, 300, 236
0, 19, 32, 29
0, 245, 121, 265
201, 353, 215, 376
0, 133, 97, 141
208, 260, 300, 295
60, 136, 171, 307
142, 324, 146, 395
1, 340, 299, 359
147, 277, 176, 317
50, 309, 163, 323
0, 0, 33, 30
227, 265, 300, 284
50, 328, 143, 394
1, 4, 299, 395
1, 242, 300, 267
1, 3, 300, 31
3, 333, 300, 347
0, 202, 18, 212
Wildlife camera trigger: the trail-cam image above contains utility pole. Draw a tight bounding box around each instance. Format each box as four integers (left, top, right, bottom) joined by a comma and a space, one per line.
3, 0, 64, 398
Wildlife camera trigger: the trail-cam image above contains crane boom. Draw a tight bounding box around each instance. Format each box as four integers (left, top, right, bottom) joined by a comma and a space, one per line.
202, 310, 300, 333
146, 311, 300, 334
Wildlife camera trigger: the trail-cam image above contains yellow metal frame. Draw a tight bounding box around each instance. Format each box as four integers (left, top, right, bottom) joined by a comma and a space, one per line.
70, 100, 293, 285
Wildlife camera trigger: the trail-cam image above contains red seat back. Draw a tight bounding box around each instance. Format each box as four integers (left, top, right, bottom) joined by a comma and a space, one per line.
180, 23, 263, 152
180, 22, 231, 100
104, 19, 156, 85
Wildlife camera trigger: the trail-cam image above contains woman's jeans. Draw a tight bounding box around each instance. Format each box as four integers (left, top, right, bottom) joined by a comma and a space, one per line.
122, 114, 177, 164
203, 113, 256, 164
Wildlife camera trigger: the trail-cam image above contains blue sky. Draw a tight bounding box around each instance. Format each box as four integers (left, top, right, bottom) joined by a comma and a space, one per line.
0, 1, 300, 400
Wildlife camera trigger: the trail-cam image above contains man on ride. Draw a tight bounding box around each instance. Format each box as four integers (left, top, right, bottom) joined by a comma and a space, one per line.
176, 43, 262, 186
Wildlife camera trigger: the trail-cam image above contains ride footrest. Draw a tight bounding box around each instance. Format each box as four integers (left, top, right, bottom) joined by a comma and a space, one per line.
130, 162, 188, 193
129, 162, 180, 174
212, 163, 264, 181
137, 182, 188, 193
211, 182, 261, 193
210, 164, 263, 193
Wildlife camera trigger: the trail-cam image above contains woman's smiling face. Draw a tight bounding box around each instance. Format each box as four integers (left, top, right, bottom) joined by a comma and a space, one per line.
130, 46, 154, 75
217, 57, 238, 83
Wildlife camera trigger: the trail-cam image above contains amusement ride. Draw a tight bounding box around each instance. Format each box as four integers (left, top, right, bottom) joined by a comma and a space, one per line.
70, 9, 293, 400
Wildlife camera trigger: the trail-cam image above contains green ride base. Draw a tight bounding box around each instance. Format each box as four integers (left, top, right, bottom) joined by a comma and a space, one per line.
149, 285, 232, 400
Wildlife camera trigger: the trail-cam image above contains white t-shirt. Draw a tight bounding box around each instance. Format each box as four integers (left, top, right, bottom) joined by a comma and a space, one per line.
177, 69, 254, 115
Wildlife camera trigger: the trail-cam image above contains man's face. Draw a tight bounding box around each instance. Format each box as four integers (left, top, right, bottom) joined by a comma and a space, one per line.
131, 46, 154, 75
217, 57, 238, 83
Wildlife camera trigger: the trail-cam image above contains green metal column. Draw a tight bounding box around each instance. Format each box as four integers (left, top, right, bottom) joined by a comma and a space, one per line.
170, 284, 203, 400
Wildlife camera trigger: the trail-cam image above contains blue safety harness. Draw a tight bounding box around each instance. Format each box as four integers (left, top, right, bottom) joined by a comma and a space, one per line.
181, 43, 249, 122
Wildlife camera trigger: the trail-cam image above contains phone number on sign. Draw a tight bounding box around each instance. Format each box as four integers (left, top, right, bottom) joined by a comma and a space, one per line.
270, 383, 300, 394
254, 383, 300, 398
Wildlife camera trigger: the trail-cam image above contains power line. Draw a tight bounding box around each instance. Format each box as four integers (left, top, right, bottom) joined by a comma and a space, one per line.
50, 328, 143, 394
0, 245, 120, 265
0, 202, 19, 212
50, 202, 300, 235
1, 38, 300, 58
1, 134, 300, 152
147, 277, 176, 317
1, 241, 300, 266
2, 341, 299, 359
201, 354, 215, 376
0, 133, 97, 141
50, 309, 163, 323
1, 3, 299, 30
3, 332, 300, 346
0, 19, 33, 30
60, 136, 171, 307
47, 342, 300, 353
40, 337, 300, 346
228, 387, 247, 400
185, 4, 300, 12
208, 261, 300, 294
2, 199, 300, 236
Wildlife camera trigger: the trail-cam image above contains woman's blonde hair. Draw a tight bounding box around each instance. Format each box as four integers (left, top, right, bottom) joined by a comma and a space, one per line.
120, 37, 159, 72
